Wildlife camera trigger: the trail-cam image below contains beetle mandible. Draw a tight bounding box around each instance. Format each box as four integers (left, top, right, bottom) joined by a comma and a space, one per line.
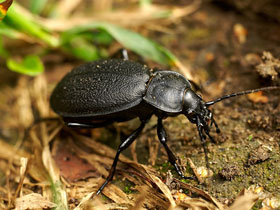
50, 52, 279, 195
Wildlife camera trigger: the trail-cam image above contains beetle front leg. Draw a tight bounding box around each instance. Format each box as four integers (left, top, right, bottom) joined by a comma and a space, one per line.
157, 118, 194, 180
96, 119, 148, 195
196, 117, 210, 169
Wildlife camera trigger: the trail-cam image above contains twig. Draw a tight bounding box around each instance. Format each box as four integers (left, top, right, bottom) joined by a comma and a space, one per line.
187, 158, 204, 184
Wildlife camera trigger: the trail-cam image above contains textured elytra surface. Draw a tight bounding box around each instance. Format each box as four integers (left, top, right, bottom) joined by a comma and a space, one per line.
50, 59, 151, 117
144, 71, 191, 113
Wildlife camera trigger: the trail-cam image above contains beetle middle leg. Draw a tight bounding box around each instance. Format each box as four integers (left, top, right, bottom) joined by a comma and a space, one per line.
96, 118, 149, 195
157, 118, 194, 180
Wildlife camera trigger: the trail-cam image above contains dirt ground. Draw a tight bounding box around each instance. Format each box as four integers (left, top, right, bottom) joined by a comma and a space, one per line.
0, 1, 280, 210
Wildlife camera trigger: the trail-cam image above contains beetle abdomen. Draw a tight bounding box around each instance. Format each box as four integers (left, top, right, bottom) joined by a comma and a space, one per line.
50, 59, 151, 117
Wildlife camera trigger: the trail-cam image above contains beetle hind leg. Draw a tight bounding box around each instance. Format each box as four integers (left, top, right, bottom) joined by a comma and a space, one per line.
121, 49, 129, 60
111, 48, 129, 60
157, 118, 195, 180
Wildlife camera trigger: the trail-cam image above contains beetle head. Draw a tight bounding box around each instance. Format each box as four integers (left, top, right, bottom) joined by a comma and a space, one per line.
183, 89, 210, 123
183, 89, 220, 141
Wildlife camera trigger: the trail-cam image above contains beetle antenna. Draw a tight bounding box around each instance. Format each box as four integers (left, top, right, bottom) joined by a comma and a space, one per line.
205, 86, 280, 107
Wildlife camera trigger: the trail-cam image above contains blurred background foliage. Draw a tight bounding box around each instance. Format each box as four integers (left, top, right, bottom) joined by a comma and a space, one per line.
0, 0, 200, 76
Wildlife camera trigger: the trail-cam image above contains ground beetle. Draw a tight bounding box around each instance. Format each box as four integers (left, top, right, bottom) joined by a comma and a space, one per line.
50, 51, 279, 195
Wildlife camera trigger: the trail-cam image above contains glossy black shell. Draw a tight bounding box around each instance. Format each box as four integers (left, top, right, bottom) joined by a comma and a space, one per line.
144, 70, 191, 113
50, 59, 151, 118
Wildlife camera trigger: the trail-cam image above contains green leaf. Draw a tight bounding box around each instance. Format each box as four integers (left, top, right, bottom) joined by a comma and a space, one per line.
91, 30, 113, 45
63, 37, 100, 61
61, 22, 177, 65
7, 55, 44, 76
0, 22, 23, 38
3, 3, 59, 47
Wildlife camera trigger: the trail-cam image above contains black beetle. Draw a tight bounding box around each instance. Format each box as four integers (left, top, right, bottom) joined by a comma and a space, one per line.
50, 54, 279, 195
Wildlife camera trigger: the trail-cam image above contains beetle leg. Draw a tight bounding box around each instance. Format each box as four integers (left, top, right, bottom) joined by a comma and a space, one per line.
110, 48, 129, 60
121, 48, 129, 60
210, 113, 220, 134
212, 118, 220, 134
96, 119, 148, 195
157, 118, 195, 180
65, 121, 111, 128
204, 127, 216, 144
196, 117, 210, 169
203, 123, 216, 144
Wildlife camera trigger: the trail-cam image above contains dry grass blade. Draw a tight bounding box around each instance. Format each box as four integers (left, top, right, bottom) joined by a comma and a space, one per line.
70, 131, 131, 162
147, 137, 159, 166
119, 162, 177, 208
79, 200, 129, 210
42, 144, 68, 210
31, 75, 49, 118
169, 0, 202, 20
15, 193, 57, 210
133, 186, 148, 210
102, 183, 132, 204
15, 78, 34, 128
39, 1, 201, 31
227, 189, 258, 210
148, 174, 176, 208
187, 158, 204, 184
73, 192, 95, 210
92, 0, 113, 12
55, 0, 82, 18
135, 185, 170, 209
42, 145, 60, 182
173, 59, 195, 85
173, 179, 225, 210
13, 158, 28, 200
0, 139, 29, 165
175, 197, 219, 210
